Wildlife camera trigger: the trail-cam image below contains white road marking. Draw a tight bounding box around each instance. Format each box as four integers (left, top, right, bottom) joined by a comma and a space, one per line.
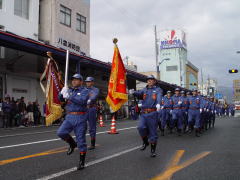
0, 126, 137, 150
0, 130, 56, 138
0, 121, 136, 138
36, 145, 141, 180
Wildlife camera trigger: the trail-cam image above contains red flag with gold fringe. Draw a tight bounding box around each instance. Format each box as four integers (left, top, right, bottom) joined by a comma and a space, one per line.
106, 39, 128, 112
40, 53, 64, 126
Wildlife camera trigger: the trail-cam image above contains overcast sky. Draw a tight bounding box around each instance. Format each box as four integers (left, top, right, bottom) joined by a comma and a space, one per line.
90, 0, 240, 88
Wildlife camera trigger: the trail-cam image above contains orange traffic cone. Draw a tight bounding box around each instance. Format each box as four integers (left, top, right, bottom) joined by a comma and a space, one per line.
108, 115, 119, 134
99, 115, 105, 127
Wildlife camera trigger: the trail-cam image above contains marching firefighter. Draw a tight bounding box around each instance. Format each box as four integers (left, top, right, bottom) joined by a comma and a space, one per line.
187, 89, 202, 137
160, 90, 173, 136
57, 74, 89, 170
209, 97, 216, 128
171, 88, 184, 136
129, 75, 162, 157
85, 77, 99, 150
180, 91, 189, 133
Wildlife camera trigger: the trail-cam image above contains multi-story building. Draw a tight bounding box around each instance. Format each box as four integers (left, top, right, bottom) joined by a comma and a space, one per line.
159, 30, 198, 89
198, 78, 218, 96
233, 79, 240, 101
0, 0, 90, 113
39, 0, 90, 56
0, 0, 41, 103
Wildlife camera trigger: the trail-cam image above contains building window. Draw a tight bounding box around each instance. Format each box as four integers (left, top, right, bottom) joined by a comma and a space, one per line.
14, 0, 29, 19
166, 65, 178, 71
60, 5, 71, 27
236, 89, 240, 93
0, 0, 2, 9
76, 13, 86, 34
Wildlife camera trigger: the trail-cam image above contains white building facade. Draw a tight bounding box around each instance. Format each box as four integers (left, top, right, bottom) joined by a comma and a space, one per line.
39, 0, 90, 56
0, 0, 90, 114
0, 0, 42, 106
0, 0, 39, 40
159, 30, 188, 87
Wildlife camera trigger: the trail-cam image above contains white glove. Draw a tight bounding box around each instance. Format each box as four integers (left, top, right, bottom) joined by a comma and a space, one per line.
156, 104, 161, 111
178, 101, 182, 105
161, 106, 164, 110
62, 91, 70, 99
185, 111, 188, 115
87, 99, 91, 105
138, 104, 142, 108
170, 110, 172, 114
129, 89, 135, 95
61, 87, 68, 95
225, 113, 226, 115
212, 111, 213, 113
200, 109, 202, 113
204, 108, 206, 111
207, 109, 209, 112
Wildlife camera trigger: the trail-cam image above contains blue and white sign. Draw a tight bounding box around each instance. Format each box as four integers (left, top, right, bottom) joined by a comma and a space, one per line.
215, 93, 223, 99
159, 30, 187, 50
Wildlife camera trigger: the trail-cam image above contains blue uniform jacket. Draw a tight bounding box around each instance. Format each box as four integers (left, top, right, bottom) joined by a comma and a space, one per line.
161, 95, 173, 109
209, 101, 216, 111
87, 86, 99, 105
59, 86, 89, 113
172, 95, 183, 109
181, 96, 189, 110
188, 95, 201, 109
133, 85, 162, 109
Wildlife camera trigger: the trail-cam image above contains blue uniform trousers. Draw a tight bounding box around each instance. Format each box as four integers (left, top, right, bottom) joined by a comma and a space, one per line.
182, 109, 188, 128
87, 107, 97, 139
172, 109, 183, 129
188, 109, 201, 129
138, 111, 158, 143
161, 109, 171, 129
57, 114, 87, 153
158, 110, 162, 127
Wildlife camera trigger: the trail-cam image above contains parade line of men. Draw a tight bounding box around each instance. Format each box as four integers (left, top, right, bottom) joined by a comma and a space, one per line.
55, 74, 234, 170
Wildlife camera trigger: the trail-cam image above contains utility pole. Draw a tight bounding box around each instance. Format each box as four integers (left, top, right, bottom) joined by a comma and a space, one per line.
154, 25, 160, 80
201, 68, 203, 94
207, 75, 210, 96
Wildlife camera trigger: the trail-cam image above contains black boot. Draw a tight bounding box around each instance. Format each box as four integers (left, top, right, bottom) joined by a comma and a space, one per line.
177, 129, 182, 136
161, 129, 164, 136
169, 128, 173, 134
150, 143, 157, 157
140, 137, 149, 151
195, 128, 200, 137
77, 153, 86, 170
65, 136, 77, 155
88, 139, 96, 150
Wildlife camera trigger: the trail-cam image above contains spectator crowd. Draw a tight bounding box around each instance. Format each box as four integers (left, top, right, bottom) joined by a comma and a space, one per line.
0, 94, 42, 128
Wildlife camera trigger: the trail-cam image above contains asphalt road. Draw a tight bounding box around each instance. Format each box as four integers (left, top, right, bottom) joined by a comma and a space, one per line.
0, 116, 240, 180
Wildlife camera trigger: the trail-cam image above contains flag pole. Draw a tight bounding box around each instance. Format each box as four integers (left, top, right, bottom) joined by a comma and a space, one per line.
64, 50, 69, 87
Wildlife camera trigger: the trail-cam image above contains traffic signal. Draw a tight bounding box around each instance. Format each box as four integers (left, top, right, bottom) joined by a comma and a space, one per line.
190, 83, 197, 86
229, 69, 238, 73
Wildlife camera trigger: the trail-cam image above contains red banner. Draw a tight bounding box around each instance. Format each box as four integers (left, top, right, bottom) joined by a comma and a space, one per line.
106, 44, 128, 112
40, 58, 64, 126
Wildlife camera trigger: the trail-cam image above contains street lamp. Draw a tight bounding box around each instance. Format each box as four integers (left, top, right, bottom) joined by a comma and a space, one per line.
159, 58, 170, 65
157, 58, 170, 80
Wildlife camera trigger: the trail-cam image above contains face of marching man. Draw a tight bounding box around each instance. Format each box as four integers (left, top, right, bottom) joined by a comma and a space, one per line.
147, 79, 156, 87
86, 81, 94, 88
72, 78, 83, 87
